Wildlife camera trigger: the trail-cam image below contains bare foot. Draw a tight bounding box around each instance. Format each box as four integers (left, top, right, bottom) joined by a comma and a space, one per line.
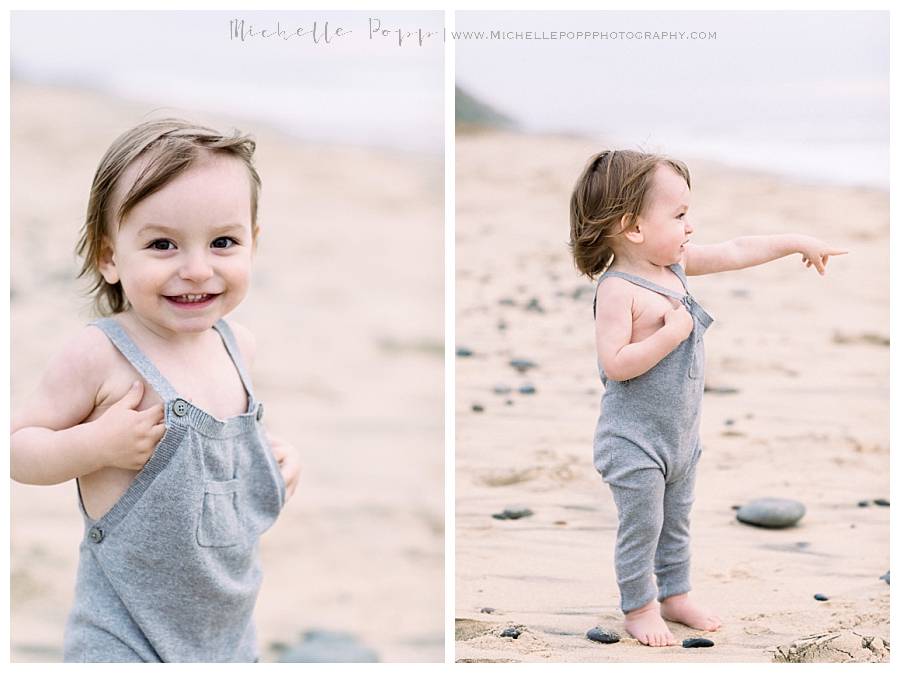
624, 600, 677, 647
660, 593, 722, 632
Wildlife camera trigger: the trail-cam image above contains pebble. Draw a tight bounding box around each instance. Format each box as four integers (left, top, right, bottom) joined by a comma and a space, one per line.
682, 638, 714, 648
472, 404, 484, 413
880, 571, 890, 585
518, 384, 536, 395
493, 384, 512, 395
480, 607, 496, 614
814, 593, 829, 601
586, 627, 620, 644
724, 418, 736, 426
492, 507, 534, 520
704, 385, 739, 395
731, 505, 741, 510
524, 298, 545, 313
278, 630, 379, 663
873, 498, 890, 507
497, 320, 508, 331
456, 347, 474, 357
509, 358, 537, 373
498, 298, 516, 306
858, 500, 870, 507
505, 399, 514, 406
500, 627, 521, 639
736, 498, 805, 528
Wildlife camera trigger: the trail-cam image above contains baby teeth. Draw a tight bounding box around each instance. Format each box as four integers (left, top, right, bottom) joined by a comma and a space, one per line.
176, 294, 208, 303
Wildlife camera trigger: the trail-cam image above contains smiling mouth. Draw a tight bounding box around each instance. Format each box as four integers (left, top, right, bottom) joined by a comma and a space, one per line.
165, 293, 220, 304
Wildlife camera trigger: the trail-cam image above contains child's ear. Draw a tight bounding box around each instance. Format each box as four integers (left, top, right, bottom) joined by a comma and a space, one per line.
620, 213, 644, 244
97, 236, 120, 285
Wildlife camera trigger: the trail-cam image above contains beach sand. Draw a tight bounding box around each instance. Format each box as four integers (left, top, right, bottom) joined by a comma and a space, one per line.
454, 130, 889, 663
10, 80, 444, 663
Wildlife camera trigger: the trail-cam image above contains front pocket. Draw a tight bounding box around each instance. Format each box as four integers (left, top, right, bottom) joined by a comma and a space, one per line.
197, 479, 241, 547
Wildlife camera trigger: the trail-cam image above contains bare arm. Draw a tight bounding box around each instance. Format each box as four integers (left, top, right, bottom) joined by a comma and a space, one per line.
683, 234, 847, 276
595, 280, 693, 382
11, 327, 164, 485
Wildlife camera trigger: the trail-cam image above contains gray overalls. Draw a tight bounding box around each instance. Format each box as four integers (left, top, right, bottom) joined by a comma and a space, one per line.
592, 263, 713, 613
63, 317, 286, 662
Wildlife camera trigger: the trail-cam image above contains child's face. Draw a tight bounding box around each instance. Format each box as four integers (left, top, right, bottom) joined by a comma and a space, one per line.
99, 151, 255, 337
635, 164, 693, 266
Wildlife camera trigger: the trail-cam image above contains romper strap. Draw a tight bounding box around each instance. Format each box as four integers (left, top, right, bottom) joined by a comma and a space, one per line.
90, 318, 180, 401
593, 263, 687, 318
212, 319, 256, 404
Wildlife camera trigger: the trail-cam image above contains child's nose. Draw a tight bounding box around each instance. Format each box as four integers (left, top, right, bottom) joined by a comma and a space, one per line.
179, 253, 214, 282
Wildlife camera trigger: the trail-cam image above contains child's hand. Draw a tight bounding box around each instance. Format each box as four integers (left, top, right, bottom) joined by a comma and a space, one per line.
798, 236, 848, 275
663, 299, 694, 344
267, 432, 300, 503
96, 380, 166, 471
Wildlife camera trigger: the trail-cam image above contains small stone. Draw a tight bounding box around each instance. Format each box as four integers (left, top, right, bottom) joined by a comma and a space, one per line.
524, 297, 545, 313
704, 385, 739, 395
731, 504, 741, 510
858, 500, 870, 507
497, 320, 508, 331
731, 288, 750, 298
493, 384, 512, 395
499, 627, 521, 639
724, 418, 736, 426
873, 498, 890, 507
505, 399, 514, 406
498, 298, 515, 306
814, 593, 829, 601
480, 607, 495, 614
736, 498, 805, 529
456, 347, 474, 357
472, 404, 484, 413
509, 358, 537, 373
682, 638, 714, 648
586, 627, 620, 644
518, 384, 536, 395
492, 507, 533, 520
880, 571, 890, 585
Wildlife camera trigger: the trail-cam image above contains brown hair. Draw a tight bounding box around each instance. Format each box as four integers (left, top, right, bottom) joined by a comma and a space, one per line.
568, 150, 690, 278
76, 118, 262, 315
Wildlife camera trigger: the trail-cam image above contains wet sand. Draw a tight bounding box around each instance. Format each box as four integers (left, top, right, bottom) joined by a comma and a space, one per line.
454, 130, 889, 663
10, 80, 444, 663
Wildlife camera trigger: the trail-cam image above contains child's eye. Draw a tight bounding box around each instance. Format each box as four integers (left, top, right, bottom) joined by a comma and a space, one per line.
676, 213, 686, 219
211, 237, 239, 249
148, 239, 176, 251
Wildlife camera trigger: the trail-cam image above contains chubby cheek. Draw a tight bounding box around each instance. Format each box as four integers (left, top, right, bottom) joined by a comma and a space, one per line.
220, 256, 252, 306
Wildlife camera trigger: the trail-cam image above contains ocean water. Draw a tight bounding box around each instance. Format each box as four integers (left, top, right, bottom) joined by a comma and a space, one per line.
455, 11, 889, 189
11, 10, 444, 154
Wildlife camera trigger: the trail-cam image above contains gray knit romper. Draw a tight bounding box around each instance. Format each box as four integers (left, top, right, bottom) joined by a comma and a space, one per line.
63, 317, 286, 662
592, 263, 713, 613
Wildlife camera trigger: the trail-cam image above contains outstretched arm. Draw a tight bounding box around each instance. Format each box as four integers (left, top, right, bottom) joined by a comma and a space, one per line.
683, 234, 847, 276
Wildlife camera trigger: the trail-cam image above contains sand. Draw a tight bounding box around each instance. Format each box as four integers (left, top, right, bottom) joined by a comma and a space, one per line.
454, 130, 889, 663
10, 80, 444, 663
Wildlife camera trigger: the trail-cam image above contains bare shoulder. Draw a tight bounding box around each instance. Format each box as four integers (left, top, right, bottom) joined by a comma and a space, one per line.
594, 276, 636, 315
225, 318, 257, 368
11, 324, 118, 432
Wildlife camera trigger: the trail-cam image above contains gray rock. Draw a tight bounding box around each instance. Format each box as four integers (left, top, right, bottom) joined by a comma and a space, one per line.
500, 627, 521, 639
472, 404, 484, 413
814, 593, 829, 601
480, 607, 495, 614
518, 384, 536, 395
524, 298, 545, 313
683, 638, 714, 648
457, 347, 474, 357
509, 358, 537, 373
586, 627, 620, 644
858, 500, 870, 507
278, 630, 378, 663
874, 498, 890, 507
736, 498, 806, 529
880, 571, 890, 585
493, 384, 512, 395
492, 507, 533, 520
